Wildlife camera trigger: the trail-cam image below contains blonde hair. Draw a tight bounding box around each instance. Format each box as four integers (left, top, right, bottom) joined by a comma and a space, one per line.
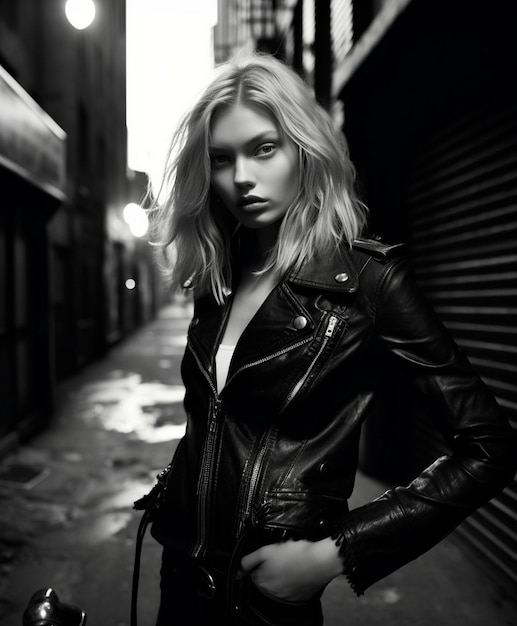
151, 52, 368, 304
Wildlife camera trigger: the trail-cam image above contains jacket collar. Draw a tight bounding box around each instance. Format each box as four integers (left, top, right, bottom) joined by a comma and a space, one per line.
287, 244, 359, 293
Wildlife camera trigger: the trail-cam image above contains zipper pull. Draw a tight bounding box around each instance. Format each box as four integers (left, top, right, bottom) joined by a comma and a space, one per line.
325, 315, 338, 337
209, 398, 221, 432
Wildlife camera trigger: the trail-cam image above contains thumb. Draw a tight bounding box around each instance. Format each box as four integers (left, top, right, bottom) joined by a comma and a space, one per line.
236, 547, 264, 579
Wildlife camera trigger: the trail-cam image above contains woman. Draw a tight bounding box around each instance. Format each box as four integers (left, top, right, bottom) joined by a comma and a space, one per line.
142, 53, 517, 626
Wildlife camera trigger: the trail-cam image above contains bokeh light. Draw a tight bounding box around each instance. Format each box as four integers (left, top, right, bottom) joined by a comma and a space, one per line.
65, 0, 96, 30
123, 202, 149, 237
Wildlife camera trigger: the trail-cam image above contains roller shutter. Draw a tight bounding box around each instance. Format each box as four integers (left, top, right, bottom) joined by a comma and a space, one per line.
404, 93, 517, 593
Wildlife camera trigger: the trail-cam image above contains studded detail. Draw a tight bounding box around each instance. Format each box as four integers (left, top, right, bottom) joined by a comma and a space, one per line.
334, 272, 349, 283
293, 315, 308, 330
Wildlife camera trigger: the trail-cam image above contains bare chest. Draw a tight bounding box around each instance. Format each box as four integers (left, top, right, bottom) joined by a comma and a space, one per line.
221, 272, 277, 346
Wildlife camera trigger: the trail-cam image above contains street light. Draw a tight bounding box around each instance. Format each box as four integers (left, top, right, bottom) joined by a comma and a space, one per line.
123, 202, 149, 237
65, 0, 96, 30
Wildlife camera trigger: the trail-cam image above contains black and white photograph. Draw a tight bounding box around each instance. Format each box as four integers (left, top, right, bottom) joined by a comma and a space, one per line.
0, 2, 516, 625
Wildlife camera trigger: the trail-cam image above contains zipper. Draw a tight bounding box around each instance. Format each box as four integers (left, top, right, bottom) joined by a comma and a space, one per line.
193, 395, 222, 558
232, 338, 315, 536
325, 315, 338, 337
236, 427, 274, 537
189, 334, 311, 543
236, 314, 339, 537
187, 341, 218, 398
189, 316, 337, 549
187, 338, 224, 558
225, 336, 313, 389
187, 294, 233, 391
284, 314, 339, 406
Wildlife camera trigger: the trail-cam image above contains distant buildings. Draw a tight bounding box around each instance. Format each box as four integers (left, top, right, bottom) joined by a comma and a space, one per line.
0, 0, 164, 454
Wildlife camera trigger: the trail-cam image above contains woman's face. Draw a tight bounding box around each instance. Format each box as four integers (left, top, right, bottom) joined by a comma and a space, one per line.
209, 103, 299, 230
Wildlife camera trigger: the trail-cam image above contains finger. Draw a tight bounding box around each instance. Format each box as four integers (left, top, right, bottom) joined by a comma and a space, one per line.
238, 548, 264, 577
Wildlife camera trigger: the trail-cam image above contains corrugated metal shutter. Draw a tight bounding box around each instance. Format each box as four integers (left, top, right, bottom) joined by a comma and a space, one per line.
404, 93, 517, 593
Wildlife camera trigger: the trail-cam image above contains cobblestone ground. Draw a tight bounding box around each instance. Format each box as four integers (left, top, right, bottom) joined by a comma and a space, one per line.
0, 297, 515, 626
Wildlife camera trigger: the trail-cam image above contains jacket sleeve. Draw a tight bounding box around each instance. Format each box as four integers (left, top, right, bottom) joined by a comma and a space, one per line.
334, 254, 517, 595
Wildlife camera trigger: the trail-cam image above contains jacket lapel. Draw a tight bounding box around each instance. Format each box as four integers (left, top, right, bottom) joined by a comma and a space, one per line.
230, 245, 359, 374
287, 244, 359, 294
187, 245, 360, 385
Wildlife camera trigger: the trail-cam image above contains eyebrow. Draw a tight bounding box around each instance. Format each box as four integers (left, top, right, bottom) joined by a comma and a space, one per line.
209, 130, 280, 152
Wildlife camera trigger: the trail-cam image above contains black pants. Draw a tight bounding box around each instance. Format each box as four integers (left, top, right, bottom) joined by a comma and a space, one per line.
156, 548, 324, 626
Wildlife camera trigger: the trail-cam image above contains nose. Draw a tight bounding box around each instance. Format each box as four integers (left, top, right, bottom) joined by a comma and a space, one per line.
234, 156, 254, 188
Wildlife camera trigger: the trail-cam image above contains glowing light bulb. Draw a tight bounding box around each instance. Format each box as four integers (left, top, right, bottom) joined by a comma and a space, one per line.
123, 202, 149, 237
65, 0, 96, 30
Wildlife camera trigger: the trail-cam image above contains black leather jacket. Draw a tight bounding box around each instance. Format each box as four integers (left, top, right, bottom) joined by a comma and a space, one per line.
151, 238, 517, 595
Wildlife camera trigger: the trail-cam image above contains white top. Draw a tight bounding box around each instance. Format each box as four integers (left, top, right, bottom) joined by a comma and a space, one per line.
215, 344, 236, 393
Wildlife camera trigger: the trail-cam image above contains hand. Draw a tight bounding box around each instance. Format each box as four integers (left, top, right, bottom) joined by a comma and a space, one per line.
237, 537, 343, 602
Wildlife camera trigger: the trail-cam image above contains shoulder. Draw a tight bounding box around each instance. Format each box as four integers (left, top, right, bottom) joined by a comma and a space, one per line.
351, 235, 408, 264
287, 235, 408, 294
347, 236, 413, 302
348, 235, 409, 280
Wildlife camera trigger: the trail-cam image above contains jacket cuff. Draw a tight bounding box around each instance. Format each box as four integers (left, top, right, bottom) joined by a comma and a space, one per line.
330, 529, 365, 596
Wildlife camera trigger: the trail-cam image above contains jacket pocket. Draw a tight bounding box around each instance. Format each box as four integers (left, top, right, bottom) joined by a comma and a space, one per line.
255, 491, 348, 540
237, 575, 324, 626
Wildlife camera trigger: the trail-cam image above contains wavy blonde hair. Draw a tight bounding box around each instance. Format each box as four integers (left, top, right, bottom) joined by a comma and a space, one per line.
150, 52, 368, 303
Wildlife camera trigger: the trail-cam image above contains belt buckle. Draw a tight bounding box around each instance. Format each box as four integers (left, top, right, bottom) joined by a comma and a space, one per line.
197, 565, 216, 600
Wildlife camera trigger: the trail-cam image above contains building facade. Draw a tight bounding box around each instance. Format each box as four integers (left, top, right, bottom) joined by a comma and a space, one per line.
0, 0, 163, 454
213, 0, 517, 598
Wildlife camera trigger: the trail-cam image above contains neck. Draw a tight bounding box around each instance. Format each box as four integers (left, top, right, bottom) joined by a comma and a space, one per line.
239, 223, 280, 271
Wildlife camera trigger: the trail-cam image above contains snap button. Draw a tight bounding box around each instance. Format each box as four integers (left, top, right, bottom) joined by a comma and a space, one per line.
293, 315, 308, 330
334, 272, 349, 283
319, 462, 327, 473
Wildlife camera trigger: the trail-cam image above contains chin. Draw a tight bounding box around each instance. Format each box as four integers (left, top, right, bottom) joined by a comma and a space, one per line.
239, 214, 286, 230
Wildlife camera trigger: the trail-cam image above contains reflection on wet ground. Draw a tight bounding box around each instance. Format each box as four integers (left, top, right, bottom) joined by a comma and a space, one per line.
0, 301, 194, 626
76, 371, 187, 442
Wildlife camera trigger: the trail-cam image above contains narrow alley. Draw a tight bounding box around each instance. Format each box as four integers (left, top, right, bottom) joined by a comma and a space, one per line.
0, 299, 515, 626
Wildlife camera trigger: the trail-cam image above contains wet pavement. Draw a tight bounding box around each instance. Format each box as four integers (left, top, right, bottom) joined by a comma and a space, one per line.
0, 297, 516, 626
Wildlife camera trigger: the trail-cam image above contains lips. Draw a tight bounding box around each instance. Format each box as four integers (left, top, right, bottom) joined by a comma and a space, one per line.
237, 195, 267, 208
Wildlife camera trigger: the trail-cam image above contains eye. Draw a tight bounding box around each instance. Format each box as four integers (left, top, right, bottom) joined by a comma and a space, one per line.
256, 143, 276, 158
210, 153, 231, 168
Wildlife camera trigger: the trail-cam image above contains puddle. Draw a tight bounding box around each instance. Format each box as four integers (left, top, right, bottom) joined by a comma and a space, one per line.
43, 510, 135, 547
379, 588, 401, 604
361, 587, 402, 606
78, 373, 187, 442
84, 511, 133, 541
74, 479, 165, 542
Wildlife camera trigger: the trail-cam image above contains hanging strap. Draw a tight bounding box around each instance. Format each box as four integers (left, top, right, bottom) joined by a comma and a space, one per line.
130, 464, 172, 626
131, 507, 152, 626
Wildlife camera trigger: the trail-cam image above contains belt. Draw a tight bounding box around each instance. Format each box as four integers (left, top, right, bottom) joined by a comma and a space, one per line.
196, 565, 217, 600
192, 563, 229, 601
162, 547, 240, 607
